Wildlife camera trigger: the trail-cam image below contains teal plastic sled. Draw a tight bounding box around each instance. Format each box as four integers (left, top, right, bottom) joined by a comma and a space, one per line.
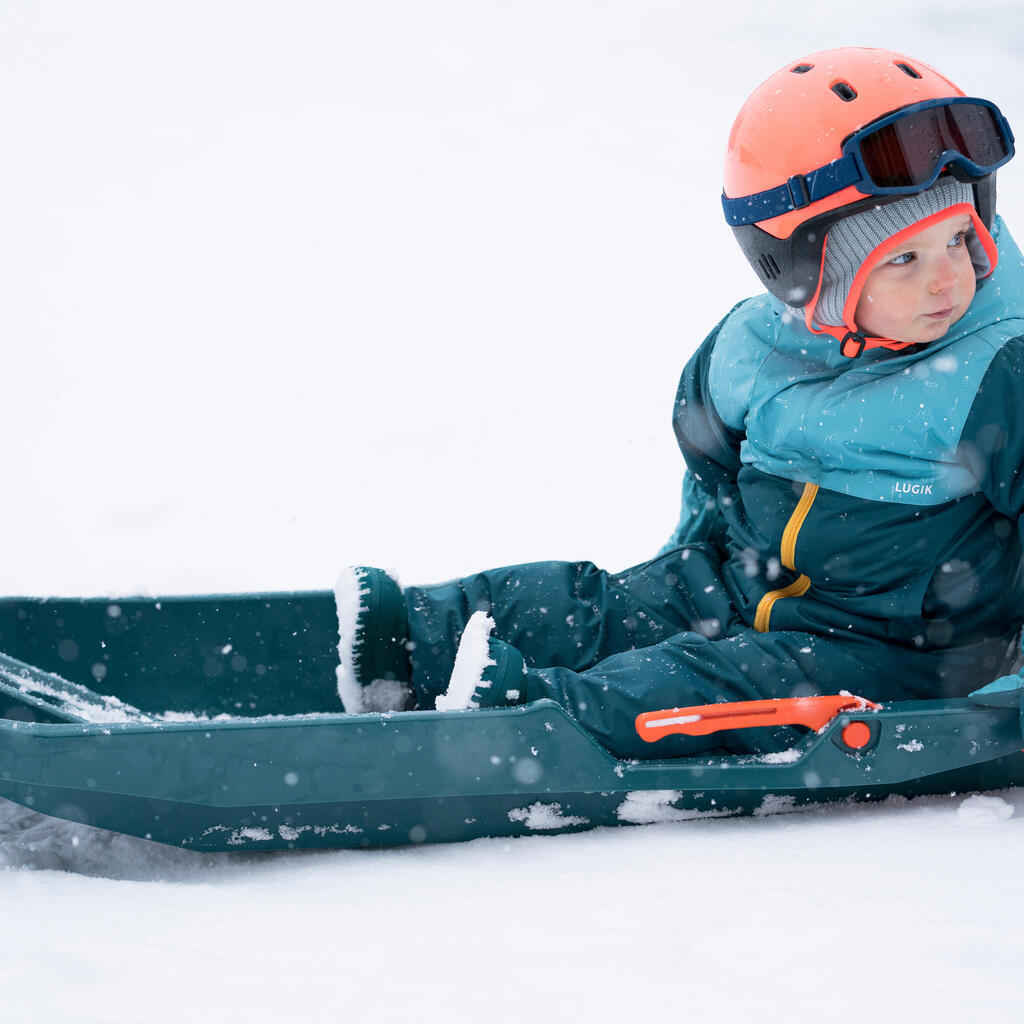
0, 591, 1022, 852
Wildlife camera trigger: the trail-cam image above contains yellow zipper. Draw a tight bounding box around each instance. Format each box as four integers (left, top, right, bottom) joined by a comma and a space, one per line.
754, 482, 818, 633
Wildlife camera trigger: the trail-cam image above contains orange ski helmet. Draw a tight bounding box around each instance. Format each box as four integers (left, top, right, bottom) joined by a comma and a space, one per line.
723, 47, 1012, 308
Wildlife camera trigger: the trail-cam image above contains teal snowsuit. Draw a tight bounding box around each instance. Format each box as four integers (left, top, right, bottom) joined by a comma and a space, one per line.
405, 218, 1024, 759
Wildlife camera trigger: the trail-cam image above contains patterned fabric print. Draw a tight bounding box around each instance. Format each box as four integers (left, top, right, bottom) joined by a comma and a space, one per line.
707, 218, 1024, 506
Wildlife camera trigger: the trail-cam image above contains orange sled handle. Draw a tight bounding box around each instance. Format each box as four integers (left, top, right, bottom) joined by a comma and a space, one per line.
635, 694, 881, 743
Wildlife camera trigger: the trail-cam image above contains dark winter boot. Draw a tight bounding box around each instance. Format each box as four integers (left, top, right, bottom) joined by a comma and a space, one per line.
473, 637, 528, 709
435, 611, 528, 711
336, 566, 412, 713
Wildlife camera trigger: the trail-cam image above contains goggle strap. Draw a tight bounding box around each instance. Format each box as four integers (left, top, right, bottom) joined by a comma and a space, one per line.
722, 153, 861, 226
723, 97, 1012, 229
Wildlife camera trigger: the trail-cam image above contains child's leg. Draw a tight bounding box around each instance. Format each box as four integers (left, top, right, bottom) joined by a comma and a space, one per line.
523, 628, 884, 760
404, 545, 735, 702
518, 626, 1017, 760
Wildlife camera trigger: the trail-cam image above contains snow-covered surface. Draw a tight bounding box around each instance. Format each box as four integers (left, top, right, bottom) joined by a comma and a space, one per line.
334, 565, 368, 713
436, 609, 495, 710
2, 3, 1024, 1021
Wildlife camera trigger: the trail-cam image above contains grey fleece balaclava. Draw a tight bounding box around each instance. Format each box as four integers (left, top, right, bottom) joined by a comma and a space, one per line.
812, 179, 992, 328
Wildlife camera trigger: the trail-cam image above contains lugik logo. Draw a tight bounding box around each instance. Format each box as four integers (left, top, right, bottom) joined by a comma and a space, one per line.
894, 482, 934, 496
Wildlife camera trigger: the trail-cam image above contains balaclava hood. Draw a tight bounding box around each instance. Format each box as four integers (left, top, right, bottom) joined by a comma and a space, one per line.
811, 179, 995, 330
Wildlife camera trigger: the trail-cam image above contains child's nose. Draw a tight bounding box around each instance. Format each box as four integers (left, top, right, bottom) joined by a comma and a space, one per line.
929, 255, 959, 293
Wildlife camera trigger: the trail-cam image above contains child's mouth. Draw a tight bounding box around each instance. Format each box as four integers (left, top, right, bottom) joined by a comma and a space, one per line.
924, 306, 955, 320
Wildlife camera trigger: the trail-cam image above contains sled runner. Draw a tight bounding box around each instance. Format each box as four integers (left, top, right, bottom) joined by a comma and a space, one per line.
0, 591, 1022, 852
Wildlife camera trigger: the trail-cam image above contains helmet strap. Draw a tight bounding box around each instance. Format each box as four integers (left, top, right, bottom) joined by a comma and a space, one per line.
818, 325, 918, 358
840, 332, 866, 358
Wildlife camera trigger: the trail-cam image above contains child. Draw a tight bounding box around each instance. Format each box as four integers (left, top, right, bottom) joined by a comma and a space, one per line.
336, 47, 1024, 760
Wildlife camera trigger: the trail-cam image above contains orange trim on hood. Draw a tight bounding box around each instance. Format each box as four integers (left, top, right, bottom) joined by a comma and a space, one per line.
804, 203, 999, 357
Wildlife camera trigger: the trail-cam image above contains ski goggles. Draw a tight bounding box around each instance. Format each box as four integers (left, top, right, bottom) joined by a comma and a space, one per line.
722, 97, 1015, 227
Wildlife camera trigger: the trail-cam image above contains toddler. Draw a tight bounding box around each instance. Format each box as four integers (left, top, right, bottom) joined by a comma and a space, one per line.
337, 47, 1024, 760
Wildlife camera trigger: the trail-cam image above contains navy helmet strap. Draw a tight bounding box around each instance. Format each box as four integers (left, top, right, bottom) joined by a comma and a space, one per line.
722, 154, 863, 226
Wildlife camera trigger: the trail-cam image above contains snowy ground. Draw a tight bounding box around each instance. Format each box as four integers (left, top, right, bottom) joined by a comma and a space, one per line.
2, 2, 1024, 1021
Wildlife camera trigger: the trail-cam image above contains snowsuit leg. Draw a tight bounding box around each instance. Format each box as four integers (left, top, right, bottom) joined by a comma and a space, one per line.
402, 547, 858, 757
404, 547, 1005, 759
404, 546, 732, 697
524, 628, 878, 759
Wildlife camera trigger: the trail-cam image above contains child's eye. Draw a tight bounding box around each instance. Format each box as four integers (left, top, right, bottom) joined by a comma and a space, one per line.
888, 251, 914, 266
948, 231, 967, 248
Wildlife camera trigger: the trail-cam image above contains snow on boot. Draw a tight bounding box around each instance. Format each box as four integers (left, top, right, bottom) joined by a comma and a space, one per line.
435, 611, 528, 711
335, 566, 412, 714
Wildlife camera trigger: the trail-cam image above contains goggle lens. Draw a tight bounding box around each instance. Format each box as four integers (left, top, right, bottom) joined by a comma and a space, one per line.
858, 102, 1010, 189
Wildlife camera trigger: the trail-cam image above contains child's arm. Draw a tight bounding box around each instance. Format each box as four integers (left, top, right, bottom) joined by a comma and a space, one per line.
662, 309, 748, 552
956, 336, 1024, 683
960, 336, 1024, 524
659, 473, 730, 553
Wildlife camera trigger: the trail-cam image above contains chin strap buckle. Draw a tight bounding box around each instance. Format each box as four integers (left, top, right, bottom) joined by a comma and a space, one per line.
840, 331, 867, 358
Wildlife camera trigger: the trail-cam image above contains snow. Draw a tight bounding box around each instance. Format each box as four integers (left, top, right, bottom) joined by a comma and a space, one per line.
757, 747, 804, 764
334, 565, 368, 713
0, 663, 148, 724
2, 2, 1024, 1022
956, 794, 1016, 824
616, 790, 735, 824
898, 738, 926, 752
507, 801, 589, 830
436, 610, 495, 711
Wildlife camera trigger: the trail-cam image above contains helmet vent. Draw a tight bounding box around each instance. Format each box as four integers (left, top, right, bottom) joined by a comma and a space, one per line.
831, 81, 858, 102
758, 253, 782, 280
791, 64, 813, 74
895, 61, 922, 79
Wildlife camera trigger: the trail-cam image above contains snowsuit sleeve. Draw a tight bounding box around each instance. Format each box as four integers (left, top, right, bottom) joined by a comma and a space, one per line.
661, 307, 746, 552
660, 473, 729, 552
959, 335, 1024, 529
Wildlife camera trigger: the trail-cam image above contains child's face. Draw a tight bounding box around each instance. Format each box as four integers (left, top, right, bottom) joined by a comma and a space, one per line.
853, 212, 977, 346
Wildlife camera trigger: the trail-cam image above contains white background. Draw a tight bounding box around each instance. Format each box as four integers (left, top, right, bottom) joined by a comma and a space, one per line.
1, 3, 1023, 1021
